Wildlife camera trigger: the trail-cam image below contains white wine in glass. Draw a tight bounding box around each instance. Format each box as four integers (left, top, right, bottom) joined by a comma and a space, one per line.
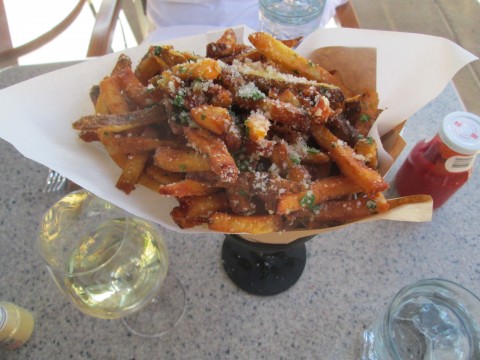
38, 190, 185, 336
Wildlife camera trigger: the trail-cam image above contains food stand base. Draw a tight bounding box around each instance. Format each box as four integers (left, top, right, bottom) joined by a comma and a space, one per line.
221, 235, 310, 296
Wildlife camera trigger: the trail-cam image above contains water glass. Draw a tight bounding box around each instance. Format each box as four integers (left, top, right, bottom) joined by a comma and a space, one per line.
362, 279, 480, 360
259, 0, 326, 39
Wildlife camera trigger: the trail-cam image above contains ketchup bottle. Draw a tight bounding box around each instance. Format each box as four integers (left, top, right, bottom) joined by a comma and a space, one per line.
395, 111, 480, 209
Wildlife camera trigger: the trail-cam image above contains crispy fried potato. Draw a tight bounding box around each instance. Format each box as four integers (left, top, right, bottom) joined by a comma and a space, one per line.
206, 28, 237, 58
145, 165, 185, 185
248, 32, 351, 96
244, 111, 271, 143
276, 175, 363, 215
173, 192, 230, 229
312, 124, 388, 193
116, 153, 149, 194
73, 29, 393, 235
190, 105, 232, 135
184, 127, 239, 183
171, 58, 222, 81
98, 76, 130, 114
158, 179, 219, 197
154, 146, 211, 173
111, 54, 155, 108
354, 136, 378, 169
208, 212, 284, 234
73, 106, 165, 132
295, 192, 390, 228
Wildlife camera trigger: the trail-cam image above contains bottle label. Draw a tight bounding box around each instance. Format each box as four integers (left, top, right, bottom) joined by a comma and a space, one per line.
445, 154, 476, 173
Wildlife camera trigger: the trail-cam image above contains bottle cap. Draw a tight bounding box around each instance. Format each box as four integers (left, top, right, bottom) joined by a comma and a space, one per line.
440, 111, 480, 155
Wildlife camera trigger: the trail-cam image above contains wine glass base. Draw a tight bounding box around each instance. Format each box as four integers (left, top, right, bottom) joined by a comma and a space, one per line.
221, 235, 307, 296
122, 271, 186, 338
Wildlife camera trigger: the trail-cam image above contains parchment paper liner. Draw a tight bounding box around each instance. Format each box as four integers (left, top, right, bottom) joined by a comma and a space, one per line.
0, 26, 477, 244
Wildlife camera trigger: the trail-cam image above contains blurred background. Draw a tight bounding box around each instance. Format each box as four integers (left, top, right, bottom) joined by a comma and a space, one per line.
1, 0, 479, 114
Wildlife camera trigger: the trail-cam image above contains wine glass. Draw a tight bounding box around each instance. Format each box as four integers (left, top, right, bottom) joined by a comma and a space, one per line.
38, 189, 185, 337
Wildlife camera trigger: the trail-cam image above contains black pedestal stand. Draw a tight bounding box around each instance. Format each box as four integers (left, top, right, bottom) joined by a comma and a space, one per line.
221, 235, 313, 296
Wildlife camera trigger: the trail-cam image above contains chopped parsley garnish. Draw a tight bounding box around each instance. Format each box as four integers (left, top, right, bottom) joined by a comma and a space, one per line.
153, 46, 163, 56
299, 192, 316, 211
179, 164, 187, 171
366, 200, 377, 212
235, 158, 251, 172
290, 155, 301, 165
173, 94, 185, 108
178, 112, 190, 125
357, 134, 374, 144
307, 147, 320, 154
360, 113, 371, 123
201, 113, 206, 121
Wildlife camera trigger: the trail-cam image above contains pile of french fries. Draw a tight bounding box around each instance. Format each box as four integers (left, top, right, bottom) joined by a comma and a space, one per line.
73, 29, 392, 234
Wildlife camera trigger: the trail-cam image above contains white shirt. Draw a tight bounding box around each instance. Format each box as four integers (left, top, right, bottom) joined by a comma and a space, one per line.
146, 0, 259, 32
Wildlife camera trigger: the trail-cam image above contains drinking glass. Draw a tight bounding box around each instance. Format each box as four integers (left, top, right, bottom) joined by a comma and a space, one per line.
259, 0, 326, 39
38, 189, 185, 337
362, 278, 480, 360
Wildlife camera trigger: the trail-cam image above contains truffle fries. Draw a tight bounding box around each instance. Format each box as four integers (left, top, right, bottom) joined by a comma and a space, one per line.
73, 28, 392, 234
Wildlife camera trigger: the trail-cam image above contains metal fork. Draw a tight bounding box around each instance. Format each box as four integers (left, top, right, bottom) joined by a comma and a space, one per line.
43, 169, 67, 193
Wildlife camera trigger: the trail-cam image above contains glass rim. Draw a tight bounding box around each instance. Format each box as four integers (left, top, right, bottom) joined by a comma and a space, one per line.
38, 189, 130, 277
383, 278, 480, 359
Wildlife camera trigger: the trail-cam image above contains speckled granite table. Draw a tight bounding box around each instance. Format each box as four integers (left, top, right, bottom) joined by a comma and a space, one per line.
1, 63, 479, 360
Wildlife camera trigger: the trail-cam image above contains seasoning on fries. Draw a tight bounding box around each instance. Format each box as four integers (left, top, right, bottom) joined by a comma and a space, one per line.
73, 29, 396, 234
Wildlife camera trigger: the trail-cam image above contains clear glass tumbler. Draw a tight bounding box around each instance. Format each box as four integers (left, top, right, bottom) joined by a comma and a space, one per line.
362, 278, 480, 360
259, 0, 326, 39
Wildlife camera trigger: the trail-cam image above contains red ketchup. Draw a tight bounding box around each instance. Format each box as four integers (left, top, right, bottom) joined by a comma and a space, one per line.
395, 111, 480, 208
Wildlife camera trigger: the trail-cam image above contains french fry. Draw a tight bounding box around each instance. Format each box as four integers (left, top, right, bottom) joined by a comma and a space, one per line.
244, 111, 271, 143
135, 47, 166, 85
98, 76, 130, 114
116, 153, 149, 194
311, 124, 388, 193
158, 179, 219, 197
208, 212, 284, 234
354, 136, 379, 169
183, 127, 239, 183
355, 88, 380, 136
206, 28, 237, 58
190, 105, 232, 135
170, 207, 205, 229
73, 29, 394, 235
106, 136, 167, 154
259, 98, 309, 132
248, 32, 352, 96
94, 91, 110, 115
154, 146, 211, 173
295, 192, 390, 228
138, 174, 163, 192
111, 54, 155, 108
176, 192, 229, 221
171, 58, 222, 81
72, 106, 165, 132
145, 165, 185, 185
276, 175, 363, 215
